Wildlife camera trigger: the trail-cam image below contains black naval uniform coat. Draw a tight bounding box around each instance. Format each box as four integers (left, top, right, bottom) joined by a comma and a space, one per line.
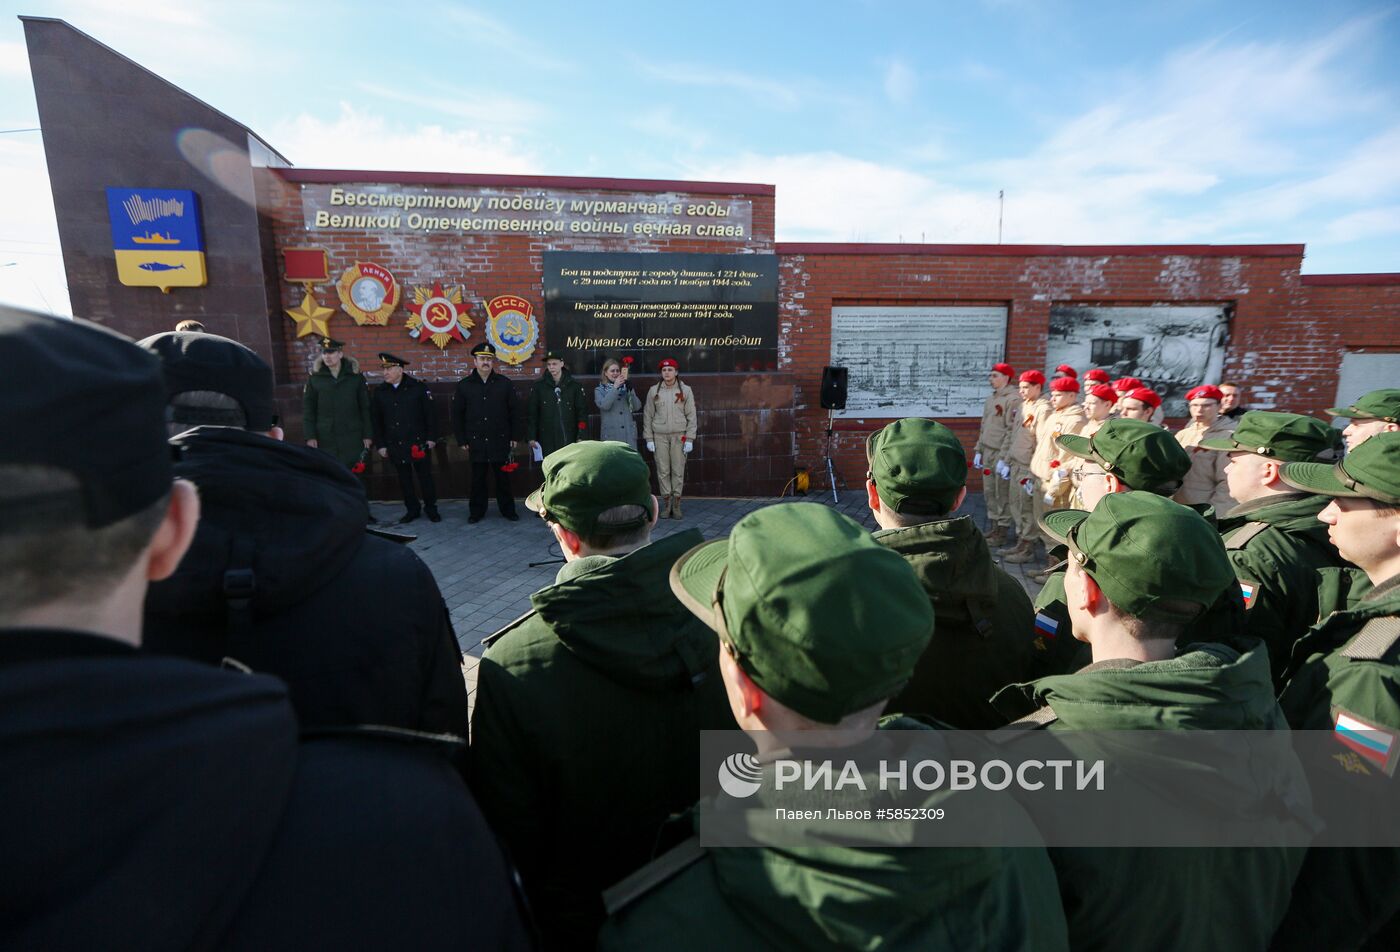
452, 371, 517, 463
372, 374, 436, 464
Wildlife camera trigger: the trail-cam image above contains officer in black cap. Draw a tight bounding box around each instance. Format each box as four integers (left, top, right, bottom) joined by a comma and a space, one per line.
371, 351, 440, 523
0, 305, 532, 951
451, 341, 520, 523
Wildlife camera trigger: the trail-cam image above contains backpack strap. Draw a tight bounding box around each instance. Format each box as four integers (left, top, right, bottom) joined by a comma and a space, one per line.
1340, 617, 1400, 661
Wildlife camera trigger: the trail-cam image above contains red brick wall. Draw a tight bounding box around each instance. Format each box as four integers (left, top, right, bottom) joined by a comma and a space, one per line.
776, 245, 1400, 492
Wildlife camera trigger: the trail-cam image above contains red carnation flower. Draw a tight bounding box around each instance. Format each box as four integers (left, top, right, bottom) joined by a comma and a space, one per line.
500, 461, 519, 473
578, 421, 588, 430
351, 461, 366, 474
622, 356, 635, 366
1050, 459, 1061, 468
410, 444, 426, 460
983, 468, 992, 476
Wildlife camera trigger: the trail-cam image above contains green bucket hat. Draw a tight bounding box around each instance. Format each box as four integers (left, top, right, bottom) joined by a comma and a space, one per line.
1057, 419, 1191, 492
669, 502, 933, 724
1197, 410, 1343, 462
525, 441, 654, 534
1280, 432, 1400, 505
865, 418, 966, 515
1040, 492, 1235, 622
1326, 388, 1400, 423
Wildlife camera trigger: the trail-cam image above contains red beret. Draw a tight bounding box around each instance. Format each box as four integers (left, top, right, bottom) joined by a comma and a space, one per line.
1019, 370, 1045, 386
1084, 369, 1111, 384
1054, 364, 1078, 378
1088, 384, 1118, 403
1125, 387, 1162, 408
1186, 384, 1223, 402
658, 358, 678, 370
992, 362, 1014, 376
1112, 376, 1144, 393
1050, 376, 1080, 393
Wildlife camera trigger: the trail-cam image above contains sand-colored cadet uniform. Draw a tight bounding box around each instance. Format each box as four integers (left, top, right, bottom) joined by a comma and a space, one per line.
1028, 401, 1086, 540
976, 381, 1021, 533
1175, 414, 1238, 511
643, 377, 696, 505
1007, 394, 1051, 547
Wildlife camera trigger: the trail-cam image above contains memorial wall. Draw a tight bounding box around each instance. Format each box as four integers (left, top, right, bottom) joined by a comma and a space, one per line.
24, 17, 1400, 501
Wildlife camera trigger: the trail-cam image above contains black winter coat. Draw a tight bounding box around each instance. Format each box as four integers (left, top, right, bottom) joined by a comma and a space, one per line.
0, 629, 533, 951
452, 370, 518, 463
372, 374, 437, 464
143, 427, 469, 738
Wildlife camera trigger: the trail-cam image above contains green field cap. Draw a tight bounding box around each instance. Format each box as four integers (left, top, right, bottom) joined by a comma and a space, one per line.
670, 502, 933, 724
1057, 419, 1191, 491
1327, 389, 1400, 423
525, 441, 654, 534
1197, 410, 1343, 462
1281, 432, 1400, 505
1040, 492, 1234, 622
865, 418, 966, 514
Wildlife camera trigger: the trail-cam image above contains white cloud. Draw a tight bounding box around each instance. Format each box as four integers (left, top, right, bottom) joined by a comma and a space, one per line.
0, 41, 30, 77
882, 58, 916, 104
269, 103, 542, 175
632, 59, 801, 109
0, 135, 71, 315
355, 80, 549, 129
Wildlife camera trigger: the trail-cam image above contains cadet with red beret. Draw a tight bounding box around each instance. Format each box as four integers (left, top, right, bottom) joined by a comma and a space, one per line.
1174, 384, 1239, 512
974, 362, 1021, 547
1013, 375, 1086, 565
1083, 368, 1111, 385
999, 370, 1051, 563
1053, 363, 1077, 379
1119, 386, 1163, 422
642, 358, 697, 519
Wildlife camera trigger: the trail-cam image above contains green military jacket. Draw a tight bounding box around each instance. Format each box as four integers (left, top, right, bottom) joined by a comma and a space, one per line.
875, 515, 1037, 728
527, 371, 589, 457
470, 529, 736, 950
302, 355, 372, 467
1218, 492, 1348, 688
992, 641, 1308, 952
1273, 573, 1400, 950
598, 718, 1069, 952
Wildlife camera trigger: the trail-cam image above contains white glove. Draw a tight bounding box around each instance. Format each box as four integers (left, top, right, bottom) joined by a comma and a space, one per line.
1052, 469, 1067, 483
973, 452, 983, 469
1023, 479, 1035, 496
646, 441, 656, 452
683, 441, 693, 454
998, 460, 1012, 480
1043, 490, 1057, 506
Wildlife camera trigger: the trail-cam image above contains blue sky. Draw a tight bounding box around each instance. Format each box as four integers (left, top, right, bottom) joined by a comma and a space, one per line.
2, 0, 1398, 314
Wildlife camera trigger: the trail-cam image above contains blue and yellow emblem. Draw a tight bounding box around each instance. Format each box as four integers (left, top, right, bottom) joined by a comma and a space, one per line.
105, 188, 207, 291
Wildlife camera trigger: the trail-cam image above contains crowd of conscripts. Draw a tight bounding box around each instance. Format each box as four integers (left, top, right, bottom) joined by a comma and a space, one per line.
3, 307, 1399, 950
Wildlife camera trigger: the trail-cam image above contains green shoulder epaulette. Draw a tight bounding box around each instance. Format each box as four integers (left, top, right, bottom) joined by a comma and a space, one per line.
1224, 521, 1270, 551
602, 837, 707, 916
481, 609, 538, 650
988, 704, 1059, 744
1340, 616, 1400, 662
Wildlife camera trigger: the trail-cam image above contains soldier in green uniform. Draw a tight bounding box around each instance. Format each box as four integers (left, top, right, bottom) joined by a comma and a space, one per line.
864, 418, 1036, 728
527, 350, 589, 459
599, 503, 1069, 952
1028, 418, 1194, 678
1271, 432, 1400, 950
1328, 387, 1400, 451
302, 337, 372, 469
470, 441, 735, 950
1196, 410, 1348, 686
991, 492, 1310, 952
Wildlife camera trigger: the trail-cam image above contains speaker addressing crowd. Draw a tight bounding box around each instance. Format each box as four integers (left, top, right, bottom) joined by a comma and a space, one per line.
6, 305, 1400, 950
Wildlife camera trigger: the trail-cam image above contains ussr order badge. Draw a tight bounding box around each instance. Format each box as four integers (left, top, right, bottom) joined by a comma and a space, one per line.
282, 247, 335, 338
485, 294, 539, 366
406, 281, 473, 350
336, 261, 401, 325
105, 187, 207, 293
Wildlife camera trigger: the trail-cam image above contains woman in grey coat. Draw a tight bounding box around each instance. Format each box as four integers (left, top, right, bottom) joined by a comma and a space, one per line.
594, 357, 642, 447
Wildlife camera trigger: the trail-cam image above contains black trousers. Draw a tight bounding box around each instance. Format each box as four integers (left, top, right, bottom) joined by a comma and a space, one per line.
392, 458, 438, 516
470, 460, 516, 518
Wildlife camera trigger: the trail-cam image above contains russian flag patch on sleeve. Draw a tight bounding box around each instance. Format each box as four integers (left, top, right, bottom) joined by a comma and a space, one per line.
1332, 708, 1400, 777
1034, 612, 1059, 640
1239, 580, 1259, 610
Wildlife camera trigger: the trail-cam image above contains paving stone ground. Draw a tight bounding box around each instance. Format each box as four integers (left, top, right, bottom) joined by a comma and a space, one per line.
376, 491, 1047, 701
